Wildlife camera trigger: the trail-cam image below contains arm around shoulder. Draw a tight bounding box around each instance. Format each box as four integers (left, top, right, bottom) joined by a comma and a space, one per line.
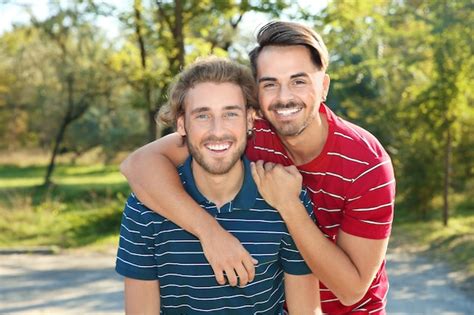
119, 133, 258, 287
120, 132, 189, 189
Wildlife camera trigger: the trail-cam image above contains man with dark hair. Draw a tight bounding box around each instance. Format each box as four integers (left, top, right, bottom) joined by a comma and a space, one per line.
121, 21, 395, 314
116, 56, 320, 314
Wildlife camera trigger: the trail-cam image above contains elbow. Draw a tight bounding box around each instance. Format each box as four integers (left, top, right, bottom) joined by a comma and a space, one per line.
337, 287, 368, 306
120, 156, 131, 179
120, 150, 141, 180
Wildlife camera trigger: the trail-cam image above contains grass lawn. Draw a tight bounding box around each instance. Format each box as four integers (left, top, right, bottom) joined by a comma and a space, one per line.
0, 163, 130, 250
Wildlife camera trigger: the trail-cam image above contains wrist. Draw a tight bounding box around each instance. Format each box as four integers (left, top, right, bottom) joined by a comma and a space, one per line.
278, 201, 309, 223
193, 214, 223, 241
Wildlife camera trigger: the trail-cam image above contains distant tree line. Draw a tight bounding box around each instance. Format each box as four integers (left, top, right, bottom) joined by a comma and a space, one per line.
0, 0, 472, 224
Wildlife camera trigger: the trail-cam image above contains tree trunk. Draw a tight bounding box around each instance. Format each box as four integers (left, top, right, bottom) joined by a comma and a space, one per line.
148, 108, 157, 141
443, 125, 452, 226
145, 85, 155, 141
44, 75, 74, 185
134, 0, 156, 142
43, 119, 68, 186
174, 0, 185, 69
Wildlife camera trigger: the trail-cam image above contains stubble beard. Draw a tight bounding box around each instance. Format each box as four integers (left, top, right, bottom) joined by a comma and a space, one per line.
267, 100, 314, 138
186, 135, 246, 175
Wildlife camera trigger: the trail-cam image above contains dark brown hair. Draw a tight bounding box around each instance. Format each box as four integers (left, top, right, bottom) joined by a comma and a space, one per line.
249, 21, 329, 77
158, 56, 257, 129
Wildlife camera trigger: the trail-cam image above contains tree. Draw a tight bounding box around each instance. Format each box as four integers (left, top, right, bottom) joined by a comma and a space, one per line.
315, 0, 473, 222
30, 2, 117, 185
115, 0, 292, 141
408, 0, 473, 225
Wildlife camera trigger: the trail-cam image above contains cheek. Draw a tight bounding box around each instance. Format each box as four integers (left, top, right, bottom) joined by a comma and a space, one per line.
185, 125, 205, 141
228, 120, 248, 136
298, 88, 317, 103
258, 94, 271, 111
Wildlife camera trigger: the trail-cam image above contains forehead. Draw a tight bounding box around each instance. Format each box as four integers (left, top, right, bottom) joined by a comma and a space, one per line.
184, 82, 246, 112
256, 45, 318, 79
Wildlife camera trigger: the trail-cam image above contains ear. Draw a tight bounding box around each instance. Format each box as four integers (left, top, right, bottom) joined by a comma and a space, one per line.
323, 74, 330, 99
177, 115, 186, 137
246, 108, 255, 131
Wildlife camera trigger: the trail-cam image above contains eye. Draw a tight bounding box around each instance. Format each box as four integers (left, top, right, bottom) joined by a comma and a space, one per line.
293, 79, 307, 86
224, 111, 239, 118
195, 113, 210, 120
262, 82, 277, 89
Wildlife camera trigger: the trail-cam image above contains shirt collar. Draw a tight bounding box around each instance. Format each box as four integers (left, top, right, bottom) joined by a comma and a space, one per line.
178, 156, 257, 213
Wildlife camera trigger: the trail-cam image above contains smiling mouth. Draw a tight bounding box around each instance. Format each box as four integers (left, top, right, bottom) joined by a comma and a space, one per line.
205, 142, 232, 152
273, 106, 303, 119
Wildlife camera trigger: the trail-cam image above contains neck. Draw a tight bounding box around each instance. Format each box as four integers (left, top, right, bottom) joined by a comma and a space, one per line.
192, 160, 244, 209
280, 113, 328, 166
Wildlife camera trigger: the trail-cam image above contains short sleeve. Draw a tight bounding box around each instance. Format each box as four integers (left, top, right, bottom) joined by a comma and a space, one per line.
341, 157, 396, 239
115, 193, 158, 280
279, 188, 313, 275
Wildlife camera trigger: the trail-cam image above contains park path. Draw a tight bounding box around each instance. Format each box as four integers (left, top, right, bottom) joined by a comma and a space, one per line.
386, 247, 472, 314
0, 247, 472, 314
0, 250, 123, 314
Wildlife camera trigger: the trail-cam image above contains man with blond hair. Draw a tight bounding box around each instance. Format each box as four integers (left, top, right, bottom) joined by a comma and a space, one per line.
116, 56, 321, 314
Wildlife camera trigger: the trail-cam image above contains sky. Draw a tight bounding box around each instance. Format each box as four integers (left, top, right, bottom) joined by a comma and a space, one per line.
0, 0, 124, 37
0, 0, 328, 37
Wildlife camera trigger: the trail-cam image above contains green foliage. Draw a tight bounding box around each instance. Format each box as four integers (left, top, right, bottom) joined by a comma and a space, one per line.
0, 0, 296, 156
0, 163, 129, 249
316, 0, 474, 218
62, 102, 148, 162
0, 0, 472, 221
114, 0, 293, 139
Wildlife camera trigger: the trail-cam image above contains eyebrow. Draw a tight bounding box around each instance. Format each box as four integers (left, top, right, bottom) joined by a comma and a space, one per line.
290, 72, 310, 79
223, 105, 245, 111
189, 105, 245, 115
190, 107, 210, 115
257, 77, 277, 84
258, 72, 310, 84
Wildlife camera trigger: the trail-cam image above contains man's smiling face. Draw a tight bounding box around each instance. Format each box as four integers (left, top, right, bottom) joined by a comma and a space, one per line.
177, 81, 250, 175
256, 45, 329, 138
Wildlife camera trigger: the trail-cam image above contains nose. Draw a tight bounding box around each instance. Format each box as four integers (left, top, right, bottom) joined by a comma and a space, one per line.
278, 84, 294, 103
210, 117, 226, 136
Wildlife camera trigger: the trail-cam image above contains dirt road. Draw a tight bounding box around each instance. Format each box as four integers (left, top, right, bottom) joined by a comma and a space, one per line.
386, 247, 473, 314
0, 251, 123, 314
0, 248, 472, 314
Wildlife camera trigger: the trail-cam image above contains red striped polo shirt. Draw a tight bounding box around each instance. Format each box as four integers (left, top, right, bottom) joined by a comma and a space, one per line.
245, 103, 395, 315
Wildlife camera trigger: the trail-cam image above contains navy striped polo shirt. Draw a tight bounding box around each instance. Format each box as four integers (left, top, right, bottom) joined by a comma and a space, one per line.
116, 157, 314, 314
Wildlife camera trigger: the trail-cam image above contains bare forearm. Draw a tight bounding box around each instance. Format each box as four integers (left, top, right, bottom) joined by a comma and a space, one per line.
281, 205, 372, 305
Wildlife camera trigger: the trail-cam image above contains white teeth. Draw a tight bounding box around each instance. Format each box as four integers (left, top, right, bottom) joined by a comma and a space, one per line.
276, 108, 300, 116
206, 143, 230, 151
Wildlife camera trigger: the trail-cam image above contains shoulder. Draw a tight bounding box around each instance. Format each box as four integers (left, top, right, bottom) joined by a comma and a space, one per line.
252, 118, 279, 141
247, 118, 291, 163
332, 115, 390, 163
253, 118, 274, 132
123, 193, 164, 224
323, 112, 395, 196
326, 114, 394, 183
